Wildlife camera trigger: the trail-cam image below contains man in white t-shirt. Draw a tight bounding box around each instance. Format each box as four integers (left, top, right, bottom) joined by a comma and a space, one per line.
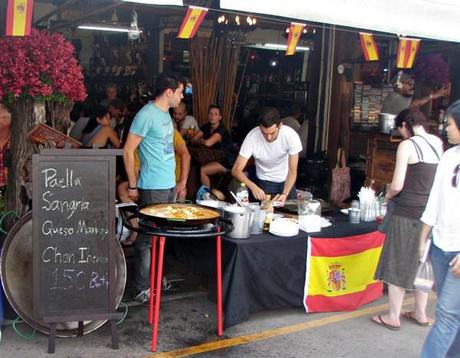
172, 101, 199, 137
231, 107, 302, 205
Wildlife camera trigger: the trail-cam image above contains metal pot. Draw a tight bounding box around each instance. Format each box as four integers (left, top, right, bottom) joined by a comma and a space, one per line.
223, 206, 254, 239
379, 113, 396, 134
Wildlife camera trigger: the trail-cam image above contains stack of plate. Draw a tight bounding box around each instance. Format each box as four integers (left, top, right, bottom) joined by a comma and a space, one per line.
269, 218, 299, 237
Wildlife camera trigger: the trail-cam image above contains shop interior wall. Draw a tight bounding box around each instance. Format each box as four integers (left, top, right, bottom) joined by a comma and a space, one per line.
326, 30, 360, 167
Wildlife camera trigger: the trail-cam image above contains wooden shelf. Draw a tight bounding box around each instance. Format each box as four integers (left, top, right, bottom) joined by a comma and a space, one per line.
365, 133, 399, 191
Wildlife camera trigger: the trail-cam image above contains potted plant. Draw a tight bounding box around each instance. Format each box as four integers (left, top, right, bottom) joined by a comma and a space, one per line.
0, 29, 87, 218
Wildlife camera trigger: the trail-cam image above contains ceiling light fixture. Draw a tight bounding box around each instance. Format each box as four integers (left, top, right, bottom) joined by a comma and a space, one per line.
78, 24, 142, 33
246, 16, 256, 25
263, 43, 309, 51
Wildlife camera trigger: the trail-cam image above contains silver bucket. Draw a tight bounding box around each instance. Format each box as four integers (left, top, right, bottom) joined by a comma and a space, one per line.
223, 206, 254, 239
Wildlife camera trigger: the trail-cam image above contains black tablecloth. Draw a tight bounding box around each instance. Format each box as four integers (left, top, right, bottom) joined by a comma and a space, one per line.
173, 212, 378, 328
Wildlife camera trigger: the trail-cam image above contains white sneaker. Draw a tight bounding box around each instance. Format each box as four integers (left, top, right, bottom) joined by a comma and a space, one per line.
134, 288, 150, 304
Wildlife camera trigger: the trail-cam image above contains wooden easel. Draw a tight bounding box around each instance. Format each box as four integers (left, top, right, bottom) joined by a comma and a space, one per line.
44, 313, 122, 354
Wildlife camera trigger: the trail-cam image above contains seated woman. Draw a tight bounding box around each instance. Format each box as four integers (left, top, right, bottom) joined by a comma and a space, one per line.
81, 106, 121, 149
192, 105, 235, 188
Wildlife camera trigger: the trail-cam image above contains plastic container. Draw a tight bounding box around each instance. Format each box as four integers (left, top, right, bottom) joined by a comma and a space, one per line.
298, 199, 322, 233
250, 206, 261, 234
348, 208, 361, 224
359, 198, 378, 222
351, 200, 360, 209
236, 183, 249, 206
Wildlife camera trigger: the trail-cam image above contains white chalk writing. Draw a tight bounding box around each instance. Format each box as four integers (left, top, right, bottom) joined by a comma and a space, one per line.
42, 168, 82, 189
41, 191, 90, 219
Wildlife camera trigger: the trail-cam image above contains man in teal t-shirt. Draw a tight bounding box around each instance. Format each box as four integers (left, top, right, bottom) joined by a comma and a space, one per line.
129, 103, 175, 189
123, 74, 184, 302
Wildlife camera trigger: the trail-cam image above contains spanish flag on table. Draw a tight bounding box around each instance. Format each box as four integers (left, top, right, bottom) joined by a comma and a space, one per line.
177, 6, 208, 39
6, 0, 34, 37
396, 38, 420, 69
359, 32, 379, 61
286, 22, 305, 56
304, 231, 385, 312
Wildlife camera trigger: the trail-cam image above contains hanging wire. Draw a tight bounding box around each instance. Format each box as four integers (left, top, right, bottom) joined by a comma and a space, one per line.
0, 211, 19, 235
12, 316, 36, 340
116, 302, 129, 325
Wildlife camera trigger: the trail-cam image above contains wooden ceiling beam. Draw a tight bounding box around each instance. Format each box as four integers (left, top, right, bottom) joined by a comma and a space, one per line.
49, 1, 125, 31
34, 0, 79, 26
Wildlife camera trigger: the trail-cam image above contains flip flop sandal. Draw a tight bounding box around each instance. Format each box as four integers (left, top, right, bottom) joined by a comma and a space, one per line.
401, 311, 433, 327
371, 315, 400, 331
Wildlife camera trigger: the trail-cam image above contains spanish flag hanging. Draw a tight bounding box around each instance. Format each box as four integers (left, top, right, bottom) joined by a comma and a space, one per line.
396, 38, 420, 69
304, 231, 385, 313
286, 22, 305, 56
6, 0, 34, 37
177, 6, 208, 39
359, 32, 379, 61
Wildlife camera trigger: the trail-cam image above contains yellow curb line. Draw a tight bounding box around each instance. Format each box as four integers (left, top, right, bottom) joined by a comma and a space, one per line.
148, 295, 434, 358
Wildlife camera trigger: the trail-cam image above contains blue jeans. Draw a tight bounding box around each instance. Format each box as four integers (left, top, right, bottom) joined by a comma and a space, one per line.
134, 188, 176, 294
421, 244, 460, 358
255, 178, 296, 199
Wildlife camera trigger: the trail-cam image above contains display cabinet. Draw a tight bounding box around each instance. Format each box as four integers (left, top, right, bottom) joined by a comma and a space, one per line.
365, 133, 400, 192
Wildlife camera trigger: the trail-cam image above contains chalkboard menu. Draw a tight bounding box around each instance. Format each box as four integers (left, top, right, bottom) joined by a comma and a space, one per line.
33, 150, 119, 321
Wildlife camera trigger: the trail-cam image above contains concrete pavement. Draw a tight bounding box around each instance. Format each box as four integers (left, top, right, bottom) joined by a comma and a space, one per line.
0, 291, 435, 357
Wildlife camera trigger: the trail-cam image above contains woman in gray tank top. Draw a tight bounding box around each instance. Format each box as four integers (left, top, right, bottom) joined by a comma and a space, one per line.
372, 109, 443, 330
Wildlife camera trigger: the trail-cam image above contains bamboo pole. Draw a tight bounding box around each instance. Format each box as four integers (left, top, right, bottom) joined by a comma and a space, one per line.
221, 39, 242, 130
231, 50, 250, 128
191, 34, 224, 126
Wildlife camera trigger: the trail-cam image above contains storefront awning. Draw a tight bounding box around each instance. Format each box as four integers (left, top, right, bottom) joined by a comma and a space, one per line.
220, 0, 460, 43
